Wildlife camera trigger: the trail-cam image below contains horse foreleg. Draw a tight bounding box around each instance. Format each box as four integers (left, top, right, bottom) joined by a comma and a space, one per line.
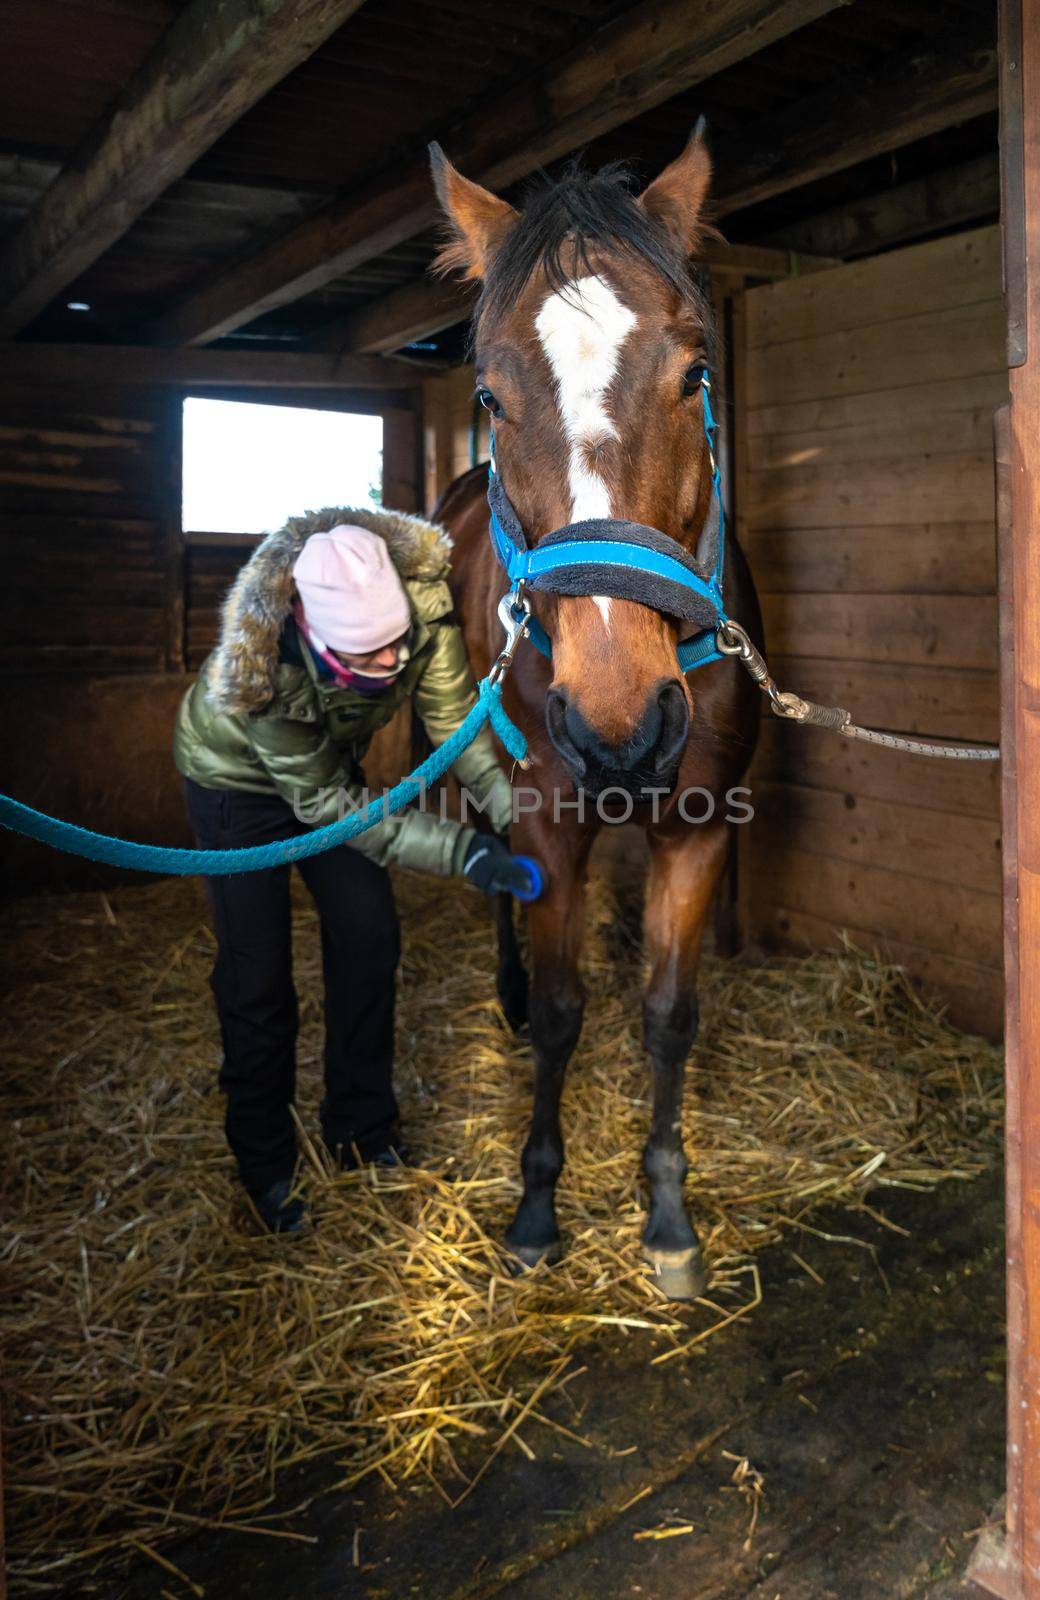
504, 815, 591, 1269
495, 892, 528, 1032
641, 820, 730, 1300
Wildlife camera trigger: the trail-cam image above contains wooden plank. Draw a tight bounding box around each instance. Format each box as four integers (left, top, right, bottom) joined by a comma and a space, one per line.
715, 23, 998, 219
750, 903, 1004, 1038
770, 154, 1000, 263
760, 594, 998, 671
0, 417, 155, 448
0, 0, 368, 337
765, 657, 999, 743
745, 299, 1007, 408
703, 242, 840, 280
747, 842, 1002, 959
0, 383, 164, 425
8, 579, 166, 608
154, 0, 850, 347
0, 644, 164, 674
747, 450, 997, 529
746, 225, 1002, 349
0, 343, 414, 390
184, 530, 260, 551
752, 780, 1002, 895
4, 539, 162, 574
754, 720, 1002, 820
0, 485, 160, 521
745, 404, 1000, 471
745, 523, 997, 595
0, 436, 157, 495
746, 371, 1009, 441
1, 515, 159, 552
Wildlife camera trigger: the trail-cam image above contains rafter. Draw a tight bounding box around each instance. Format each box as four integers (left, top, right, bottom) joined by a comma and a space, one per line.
767, 153, 1000, 259
0, 0, 369, 338
156, 0, 851, 348
713, 25, 997, 218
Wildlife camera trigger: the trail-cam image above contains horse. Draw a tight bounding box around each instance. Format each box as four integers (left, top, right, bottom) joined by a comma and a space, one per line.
430, 131, 762, 1300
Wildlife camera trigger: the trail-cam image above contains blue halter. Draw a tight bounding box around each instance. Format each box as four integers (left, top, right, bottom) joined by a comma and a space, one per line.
486, 372, 728, 674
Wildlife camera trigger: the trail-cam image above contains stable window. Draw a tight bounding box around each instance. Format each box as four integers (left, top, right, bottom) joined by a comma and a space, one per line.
181, 397, 383, 535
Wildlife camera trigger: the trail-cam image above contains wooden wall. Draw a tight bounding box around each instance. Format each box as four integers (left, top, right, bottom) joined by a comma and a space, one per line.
737, 224, 1007, 1036
0, 385, 421, 891
0, 383, 179, 675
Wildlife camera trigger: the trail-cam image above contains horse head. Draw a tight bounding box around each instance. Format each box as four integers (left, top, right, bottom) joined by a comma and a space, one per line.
432, 131, 719, 798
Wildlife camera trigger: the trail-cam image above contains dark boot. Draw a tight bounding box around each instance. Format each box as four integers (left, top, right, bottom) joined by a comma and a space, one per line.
250, 1177, 308, 1235
329, 1132, 411, 1171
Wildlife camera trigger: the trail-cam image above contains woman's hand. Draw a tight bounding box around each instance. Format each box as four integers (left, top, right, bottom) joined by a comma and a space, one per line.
462, 835, 544, 899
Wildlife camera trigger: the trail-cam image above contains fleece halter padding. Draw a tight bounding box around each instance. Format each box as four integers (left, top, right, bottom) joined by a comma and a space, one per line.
486, 372, 728, 673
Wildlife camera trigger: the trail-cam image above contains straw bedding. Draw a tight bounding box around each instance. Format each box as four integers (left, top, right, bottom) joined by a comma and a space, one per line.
0, 869, 1002, 1591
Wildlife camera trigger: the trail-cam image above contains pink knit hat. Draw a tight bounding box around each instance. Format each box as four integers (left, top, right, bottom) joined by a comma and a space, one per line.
292, 524, 411, 654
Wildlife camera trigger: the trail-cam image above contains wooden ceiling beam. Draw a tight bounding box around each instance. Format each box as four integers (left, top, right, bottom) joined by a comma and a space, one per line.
331, 277, 475, 356
767, 152, 1000, 259
328, 241, 841, 356
0, 343, 416, 390
713, 25, 997, 218
155, 0, 851, 348
0, 0, 370, 339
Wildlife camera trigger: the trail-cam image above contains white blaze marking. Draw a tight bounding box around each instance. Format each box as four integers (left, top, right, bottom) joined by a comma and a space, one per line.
535, 274, 636, 638
535, 273, 636, 523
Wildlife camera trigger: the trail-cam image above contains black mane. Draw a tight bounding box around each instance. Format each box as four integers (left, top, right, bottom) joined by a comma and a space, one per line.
476, 161, 715, 356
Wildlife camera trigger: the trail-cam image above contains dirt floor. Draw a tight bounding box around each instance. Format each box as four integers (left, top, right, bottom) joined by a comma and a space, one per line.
97, 1167, 1005, 1600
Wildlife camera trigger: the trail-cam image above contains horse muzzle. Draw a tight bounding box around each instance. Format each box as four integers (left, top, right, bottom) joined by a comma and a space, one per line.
545, 678, 690, 799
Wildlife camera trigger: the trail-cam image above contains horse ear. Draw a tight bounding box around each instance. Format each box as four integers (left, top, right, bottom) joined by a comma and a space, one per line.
429, 143, 518, 281
638, 122, 712, 257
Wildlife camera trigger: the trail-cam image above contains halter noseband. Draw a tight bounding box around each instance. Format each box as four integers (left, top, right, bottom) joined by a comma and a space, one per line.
486, 372, 728, 674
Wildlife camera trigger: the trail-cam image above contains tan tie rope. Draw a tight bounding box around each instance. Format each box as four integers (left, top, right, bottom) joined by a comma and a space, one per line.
715, 621, 1000, 763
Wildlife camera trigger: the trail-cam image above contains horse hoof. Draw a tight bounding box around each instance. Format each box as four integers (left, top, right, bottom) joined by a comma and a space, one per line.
643, 1245, 707, 1302
504, 1238, 562, 1275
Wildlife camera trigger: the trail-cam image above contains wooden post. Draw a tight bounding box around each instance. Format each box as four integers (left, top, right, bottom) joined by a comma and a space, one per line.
710, 272, 740, 957
160, 392, 186, 673
421, 374, 453, 513
728, 285, 754, 956
381, 399, 422, 513
970, 0, 1038, 1593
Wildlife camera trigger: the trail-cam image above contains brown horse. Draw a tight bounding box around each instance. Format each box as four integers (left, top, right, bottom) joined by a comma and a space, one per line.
431, 132, 762, 1299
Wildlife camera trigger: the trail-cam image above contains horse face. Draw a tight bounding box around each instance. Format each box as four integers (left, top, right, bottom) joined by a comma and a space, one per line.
432, 135, 715, 796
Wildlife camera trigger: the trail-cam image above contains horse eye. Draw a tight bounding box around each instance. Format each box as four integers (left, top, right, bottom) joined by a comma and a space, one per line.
681, 364, 707, 397
477, 387, 503, 418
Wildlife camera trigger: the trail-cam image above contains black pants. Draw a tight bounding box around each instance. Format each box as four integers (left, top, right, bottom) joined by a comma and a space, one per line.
185, 779, 401, 1194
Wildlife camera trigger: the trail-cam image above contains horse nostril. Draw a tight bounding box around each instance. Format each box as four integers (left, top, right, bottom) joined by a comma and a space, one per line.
546, 688, 587, 777
654, 680, 689, 774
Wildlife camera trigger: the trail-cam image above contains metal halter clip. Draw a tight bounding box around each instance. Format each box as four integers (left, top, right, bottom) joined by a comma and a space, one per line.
489, 586, 532, 686
716, 618, 791, 717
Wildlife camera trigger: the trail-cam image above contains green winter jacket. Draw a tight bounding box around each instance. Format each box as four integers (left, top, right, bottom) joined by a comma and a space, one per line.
173, 506, 513, 876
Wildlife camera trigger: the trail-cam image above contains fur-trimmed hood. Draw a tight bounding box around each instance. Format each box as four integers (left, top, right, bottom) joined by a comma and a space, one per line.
206, 506, 453, 715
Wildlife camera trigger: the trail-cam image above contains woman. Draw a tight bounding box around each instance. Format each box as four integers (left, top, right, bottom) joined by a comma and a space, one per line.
174, 506, 537, 1233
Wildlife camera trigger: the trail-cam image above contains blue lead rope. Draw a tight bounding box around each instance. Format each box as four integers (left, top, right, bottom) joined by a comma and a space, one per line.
0, 678, 527, 876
